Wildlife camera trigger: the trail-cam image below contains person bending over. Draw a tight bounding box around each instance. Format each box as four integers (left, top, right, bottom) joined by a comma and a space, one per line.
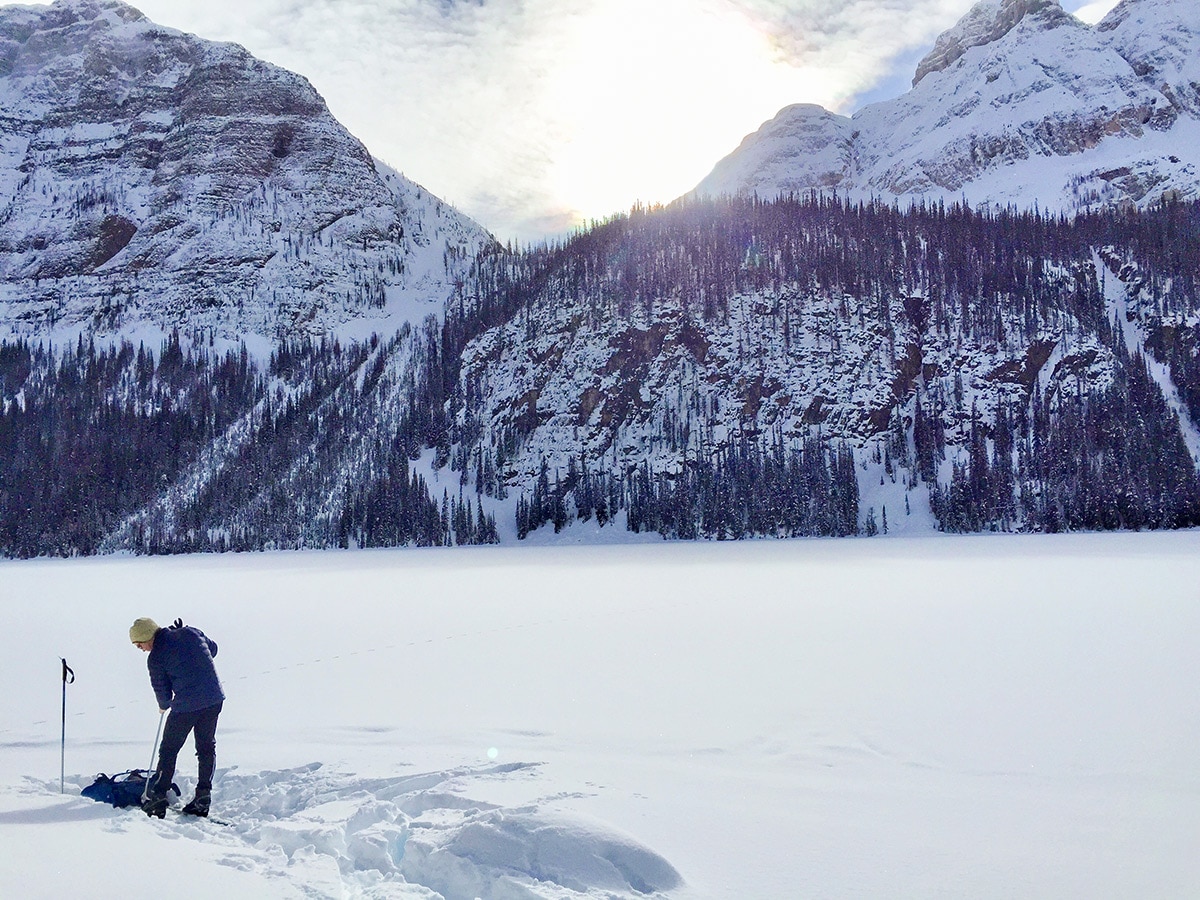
129, 617, 225, 818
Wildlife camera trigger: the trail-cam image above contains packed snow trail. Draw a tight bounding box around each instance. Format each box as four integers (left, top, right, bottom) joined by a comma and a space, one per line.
53, 761, 681, 900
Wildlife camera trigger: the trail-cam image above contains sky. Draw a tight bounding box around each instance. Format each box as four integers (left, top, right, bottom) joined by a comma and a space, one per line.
98, 0, 1117, 241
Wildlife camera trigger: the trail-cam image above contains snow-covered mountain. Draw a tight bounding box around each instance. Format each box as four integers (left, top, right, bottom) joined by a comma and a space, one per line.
0, 0, 491, 348
2, 0, 1199, 556
693, 0, 1200, 211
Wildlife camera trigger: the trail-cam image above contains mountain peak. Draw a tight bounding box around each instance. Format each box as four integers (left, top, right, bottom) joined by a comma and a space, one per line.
913, 0, 1071, 86
692, 0, 1198, 213
0, 0, 491, 347
7, 0, 147, 29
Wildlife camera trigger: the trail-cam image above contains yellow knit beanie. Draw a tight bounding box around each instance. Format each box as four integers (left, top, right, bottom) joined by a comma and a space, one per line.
129, 617, 159, 643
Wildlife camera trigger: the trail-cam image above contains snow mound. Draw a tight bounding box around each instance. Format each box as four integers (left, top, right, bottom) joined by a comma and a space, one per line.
58, 761, 681, 900
416, 809, 681, 898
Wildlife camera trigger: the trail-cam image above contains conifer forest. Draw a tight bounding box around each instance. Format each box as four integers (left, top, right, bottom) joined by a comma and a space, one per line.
3, 196, 1199, 556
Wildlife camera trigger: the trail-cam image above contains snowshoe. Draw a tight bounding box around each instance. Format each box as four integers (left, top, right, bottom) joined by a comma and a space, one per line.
141, 793, 168, 819
181, 789, 210, 818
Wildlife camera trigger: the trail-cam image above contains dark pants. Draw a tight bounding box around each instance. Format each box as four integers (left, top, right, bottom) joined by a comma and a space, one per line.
154, 701, 222, 796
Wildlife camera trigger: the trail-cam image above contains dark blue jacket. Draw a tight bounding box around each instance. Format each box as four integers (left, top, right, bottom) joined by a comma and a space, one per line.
147, 625, 225, 714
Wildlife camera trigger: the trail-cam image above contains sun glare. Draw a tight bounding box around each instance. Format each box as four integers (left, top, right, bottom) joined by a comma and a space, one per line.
542, 0, 830, 228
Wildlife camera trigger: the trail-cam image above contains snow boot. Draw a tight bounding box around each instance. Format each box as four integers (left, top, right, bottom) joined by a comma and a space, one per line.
141, 790, 168, 819
181, 788, 210, 818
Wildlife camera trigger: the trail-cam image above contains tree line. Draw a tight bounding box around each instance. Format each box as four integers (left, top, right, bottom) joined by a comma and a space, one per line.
3, 195, 1199, 553
439, 195, 1200, 539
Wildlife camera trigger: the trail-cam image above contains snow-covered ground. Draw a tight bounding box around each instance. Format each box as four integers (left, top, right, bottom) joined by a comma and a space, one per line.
1, 532, 1198, 898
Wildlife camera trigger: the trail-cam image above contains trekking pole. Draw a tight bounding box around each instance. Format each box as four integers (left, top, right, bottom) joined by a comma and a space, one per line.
60, 658, 74, 794
142, 710, 166, 803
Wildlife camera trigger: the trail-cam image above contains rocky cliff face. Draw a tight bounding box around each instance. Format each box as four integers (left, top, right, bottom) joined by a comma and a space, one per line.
1098, 0, 1200, 118
693, 0, 1200, 212
0, 0, 491, 348
912, 0, 1070, 86
440, 197, 1200, 541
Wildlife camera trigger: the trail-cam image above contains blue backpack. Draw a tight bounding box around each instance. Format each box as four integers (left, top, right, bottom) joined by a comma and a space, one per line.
81, 769, 179, 808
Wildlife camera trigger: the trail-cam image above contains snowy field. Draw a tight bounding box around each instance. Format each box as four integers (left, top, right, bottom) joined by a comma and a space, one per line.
1, 531, 1198, 899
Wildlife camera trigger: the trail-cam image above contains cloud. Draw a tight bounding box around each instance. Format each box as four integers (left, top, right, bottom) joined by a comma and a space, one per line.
1067, 0, 1121, 24
128, 1, 1105, 242
727, 0, 980, 101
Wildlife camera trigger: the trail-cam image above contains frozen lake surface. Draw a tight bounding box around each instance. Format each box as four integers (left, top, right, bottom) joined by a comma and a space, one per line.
2, 531, 1198, 898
